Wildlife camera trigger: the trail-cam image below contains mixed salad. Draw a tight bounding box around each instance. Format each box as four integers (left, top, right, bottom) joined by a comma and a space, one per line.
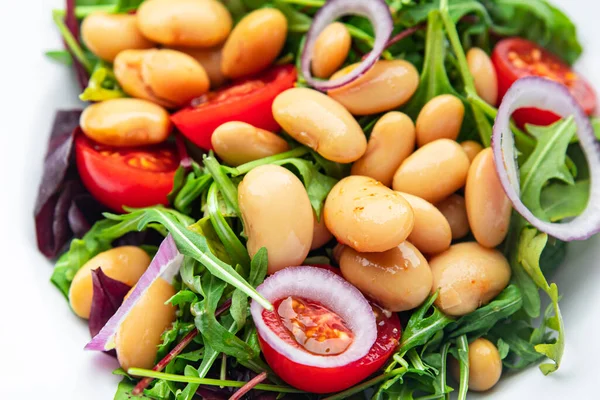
36, 0, 600, 399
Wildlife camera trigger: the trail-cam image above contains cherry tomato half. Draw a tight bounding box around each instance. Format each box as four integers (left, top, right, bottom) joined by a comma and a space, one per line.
171, 64, 297, 150
259, 301, 401, 393
492, 37, 597, 127
75, 131, 179, 212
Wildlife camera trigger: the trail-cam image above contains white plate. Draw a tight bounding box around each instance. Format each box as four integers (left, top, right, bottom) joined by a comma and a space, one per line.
1, 0, 598, 398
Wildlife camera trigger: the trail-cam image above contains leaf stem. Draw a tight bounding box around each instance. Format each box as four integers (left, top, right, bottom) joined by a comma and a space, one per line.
322, 368, 407, 400
127, 369, 303, 393
51, 9, 93, 72
53, 5, 116, 19
456, 335, 470, 400
203, 156, 241, 218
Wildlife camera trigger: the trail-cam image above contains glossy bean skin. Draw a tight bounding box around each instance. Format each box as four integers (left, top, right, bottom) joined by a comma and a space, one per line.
466, 148, 512, 248
173, 46, 226, 88
416, 95, 465, 147
69, 247, 151, 319
137, 0, 232, 47
238, 165, 313, 274
273, 88, 366, 163
81, 12, 154, 62
221, 9, 287, 79
397, 192, 452, 255
211, 122, 290, 166
393, 139, 470, 203
461, 140, 484, 163
340, 241, 432, 312
311, 212, 333, 250
80, 98, 172, 147
324, 176, 414, 253
451, 338, 502, 392
429, 242, 511, 316
312, 22, 351, 79
114, 49, 210, 108
116, 278, 176, 370
467, 48, 498, 106
328, 60, 419, 115
351, 112, 415, 187
436, 194, 470, 239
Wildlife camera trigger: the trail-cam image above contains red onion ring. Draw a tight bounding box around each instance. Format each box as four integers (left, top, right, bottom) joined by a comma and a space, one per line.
492, 76, 600, 241
250, 266, 376, 368
301, 0, 393, 91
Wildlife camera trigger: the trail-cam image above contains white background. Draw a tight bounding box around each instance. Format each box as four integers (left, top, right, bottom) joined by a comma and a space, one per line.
0, 0, 599, 398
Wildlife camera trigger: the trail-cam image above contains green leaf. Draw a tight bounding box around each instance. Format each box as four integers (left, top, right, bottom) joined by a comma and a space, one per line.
488, 321, 544, 369
188, 217, 231, 265
203, 156, 241, 218
167, 290, 198, 307
517, 228, 565, 374
114, 378, 152, 400
79, 62, 125, 102
520, 118, 577, 220
272, 0, 313, 33
456, 335, 469, 400
180, 257, 204, 296
144, 379, 171, 399
497, 338, 510, 360
541, 180, 590, 222
45, 50, 72, 65
398, 292, 454, 355
447, 285, 523, 338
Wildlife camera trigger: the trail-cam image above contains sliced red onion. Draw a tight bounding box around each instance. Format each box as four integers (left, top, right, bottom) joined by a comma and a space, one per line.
492, 76, 600, 241
301, 0, 393, 91
250, 266, 376, 368
85, 235, 183, 351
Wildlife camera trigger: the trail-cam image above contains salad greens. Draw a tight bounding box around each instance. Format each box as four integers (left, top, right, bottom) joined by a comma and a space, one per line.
40, 0, 598, 398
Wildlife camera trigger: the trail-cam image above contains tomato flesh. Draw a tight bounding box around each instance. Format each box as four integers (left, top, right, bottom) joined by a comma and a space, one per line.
171, 65, 297, 150
492, 38, 597, 127
75, 132, 179, 212
259, 300, 401, 393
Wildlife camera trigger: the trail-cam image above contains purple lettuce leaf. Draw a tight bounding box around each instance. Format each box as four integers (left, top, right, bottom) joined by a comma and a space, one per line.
89, 268, 132, 339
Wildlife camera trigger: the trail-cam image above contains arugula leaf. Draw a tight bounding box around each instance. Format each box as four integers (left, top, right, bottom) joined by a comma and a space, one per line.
447, 284, 523, 338
455, 335, 469, 400
114, 378, 152, 400
488, 320, 544, 369
398, 292, 454, 356
517, 228, 565, 374
79, 62, 125, 102
541, 180, 590, 222
203, 156, 241, 218
188, 217, 231, 265
520, 118, 577, 220
230, 248, 268, 330
45, 50, 73, 65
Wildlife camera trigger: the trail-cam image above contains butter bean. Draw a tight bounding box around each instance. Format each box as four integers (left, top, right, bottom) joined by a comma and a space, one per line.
340, 241, 432, 312
114, 49, 210, 108
436, 194, 470, 240
221, 9, 287, 79
461, 140, 484, 163
398, 192, 452, 255
272, 88, 366, 163
80, 98, 172, 147
430, 242, 511, 316
69, 247, 151, 319
311, 211, 333, 250
416, 95, 465, 147
116, 278, 176, 370
137, 0, 232, 47
173, 46, 226, 88
211, 122, 289, 166
312, 22, 351, 79
393, 139, 470, 203
465, 148, 512, 248
238, 165, 313, 274
81, 12, 153, 62
351, 112, 415, 187
450, 338, 502, 392
467, 48, 498, 106
328, 60, 419, 115
324, 176, 414, 253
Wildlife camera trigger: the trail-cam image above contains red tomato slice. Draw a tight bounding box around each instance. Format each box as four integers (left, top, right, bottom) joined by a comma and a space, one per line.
256, 264, 401, 395
171, 65, 297, 150
75, 132, 179, 212
492, 37, 597, 127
